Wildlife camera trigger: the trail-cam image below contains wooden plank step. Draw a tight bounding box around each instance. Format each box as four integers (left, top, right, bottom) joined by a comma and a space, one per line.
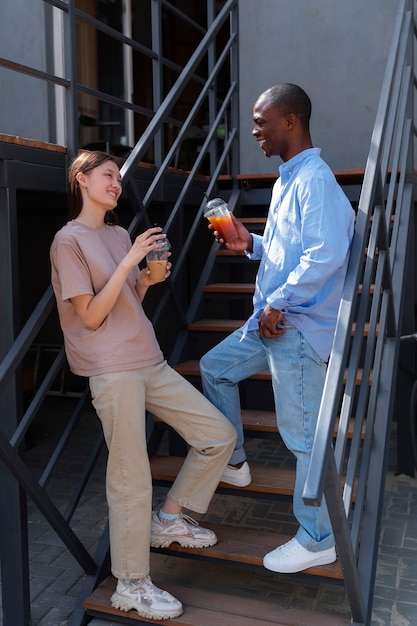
175, 359, 270, 380
150, 455, 356, 505
239, 216, 267, 224
154, 408, 364, 440
204, 282, 377, 296
188, 319, 246, 332
188, 318, 371, 337
202, 282, 254, 293
85, 574, 350, 625
174, 359, 369, 386
236, 169, 364, 189
151, 454, 296, 496
150, 522, 343, 580
240, 409, 365, 439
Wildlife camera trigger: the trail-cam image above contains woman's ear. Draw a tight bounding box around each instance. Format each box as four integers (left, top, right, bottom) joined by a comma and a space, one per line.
76, 172, 86, 188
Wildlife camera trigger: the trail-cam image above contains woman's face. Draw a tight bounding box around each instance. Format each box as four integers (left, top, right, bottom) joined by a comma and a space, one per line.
80, 160, 122, 210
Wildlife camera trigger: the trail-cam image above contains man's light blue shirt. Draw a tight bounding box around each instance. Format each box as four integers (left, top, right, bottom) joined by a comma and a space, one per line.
243, 147, 355, 361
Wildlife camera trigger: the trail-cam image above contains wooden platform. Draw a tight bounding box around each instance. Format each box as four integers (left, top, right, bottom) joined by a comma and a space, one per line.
84, 575, 350, 625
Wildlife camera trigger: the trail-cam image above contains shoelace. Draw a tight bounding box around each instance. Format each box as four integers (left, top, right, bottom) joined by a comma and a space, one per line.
179, 514, 200, 527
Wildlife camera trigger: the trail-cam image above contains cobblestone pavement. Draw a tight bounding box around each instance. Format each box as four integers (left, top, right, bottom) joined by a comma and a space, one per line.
1, 396, 417, 626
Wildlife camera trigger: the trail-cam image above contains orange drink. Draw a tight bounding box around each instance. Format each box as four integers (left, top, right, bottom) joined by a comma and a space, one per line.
204, 198, 238, 242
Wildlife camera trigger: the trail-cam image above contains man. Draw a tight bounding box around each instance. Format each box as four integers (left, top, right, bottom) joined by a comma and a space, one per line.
200, 83, 354, 573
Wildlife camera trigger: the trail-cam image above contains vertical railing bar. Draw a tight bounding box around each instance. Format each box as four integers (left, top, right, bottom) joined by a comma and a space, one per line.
10, 348, 66, 448
142, 35, 236, 208
39, 387, 91, 488
63, 432, 105, 522
385, 67, 412, 229
351, 290, 392, 552
324, 455, 366, 623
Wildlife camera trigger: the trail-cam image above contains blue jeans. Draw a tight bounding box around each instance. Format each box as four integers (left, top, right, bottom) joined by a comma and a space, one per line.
200, 322, 334, 551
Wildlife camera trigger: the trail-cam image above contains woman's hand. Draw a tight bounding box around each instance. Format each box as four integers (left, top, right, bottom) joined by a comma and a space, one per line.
209, 212, 253, 252
136, 260, 172, 300
126, 226, 167, 269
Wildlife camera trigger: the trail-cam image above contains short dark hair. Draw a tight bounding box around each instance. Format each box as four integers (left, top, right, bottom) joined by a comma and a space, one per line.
261, 83, 311, 128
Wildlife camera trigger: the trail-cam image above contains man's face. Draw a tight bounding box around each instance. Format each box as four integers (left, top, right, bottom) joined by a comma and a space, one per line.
252, 96, 290, 161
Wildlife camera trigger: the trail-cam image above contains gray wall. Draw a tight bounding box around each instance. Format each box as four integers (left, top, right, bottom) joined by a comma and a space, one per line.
238, 0, 399, 173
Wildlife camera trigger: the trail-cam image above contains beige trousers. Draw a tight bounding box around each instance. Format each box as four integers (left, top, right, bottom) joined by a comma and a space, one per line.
89, 361, 236, 579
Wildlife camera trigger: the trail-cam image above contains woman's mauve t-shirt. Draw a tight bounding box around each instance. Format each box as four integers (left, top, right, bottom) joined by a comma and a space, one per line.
50, 220, 163, 377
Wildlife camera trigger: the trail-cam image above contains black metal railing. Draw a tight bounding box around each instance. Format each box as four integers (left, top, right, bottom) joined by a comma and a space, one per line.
303, 1, 415, 623
0, 2, 239, 625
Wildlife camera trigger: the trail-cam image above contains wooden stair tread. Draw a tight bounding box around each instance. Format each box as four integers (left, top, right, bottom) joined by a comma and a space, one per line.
202, 282, 254, 293
189, 318, 371, 336
174, 359, 369, 385
240, 409, 365, 439
85, 575, 349, 625
188, 319, 246, 332
236, 169, 364, 189
151, 521, 344, 579
151, 454, 296, 496
150, 455, 356, 505
175, 359, 270, 380
154, 408, 364, 439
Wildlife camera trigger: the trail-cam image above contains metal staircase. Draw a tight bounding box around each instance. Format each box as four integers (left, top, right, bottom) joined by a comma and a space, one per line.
0, 1, 416, 625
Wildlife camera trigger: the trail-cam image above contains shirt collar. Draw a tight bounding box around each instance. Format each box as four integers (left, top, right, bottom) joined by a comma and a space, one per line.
278, 147, 321, 184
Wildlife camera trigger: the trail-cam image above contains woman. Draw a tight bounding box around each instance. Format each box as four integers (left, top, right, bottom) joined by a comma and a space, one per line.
50, 150, 236, 620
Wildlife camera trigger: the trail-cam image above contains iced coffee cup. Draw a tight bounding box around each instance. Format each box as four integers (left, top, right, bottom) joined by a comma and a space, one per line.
204, 197, 238, 242
146, 238, 171, 282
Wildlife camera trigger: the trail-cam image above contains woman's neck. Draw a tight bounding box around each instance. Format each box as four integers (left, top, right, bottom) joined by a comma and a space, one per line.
75, 205, 106, 229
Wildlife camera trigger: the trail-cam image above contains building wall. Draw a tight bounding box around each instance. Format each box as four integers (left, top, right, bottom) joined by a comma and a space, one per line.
238, 0, 399, 173
0, 0, 401, 170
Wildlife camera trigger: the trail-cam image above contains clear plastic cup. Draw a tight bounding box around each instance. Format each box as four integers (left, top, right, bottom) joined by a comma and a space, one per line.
203, 197, 238, 242
146, 238, 171, 282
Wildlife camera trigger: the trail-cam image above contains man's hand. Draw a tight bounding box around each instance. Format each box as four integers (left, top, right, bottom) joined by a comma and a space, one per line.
258, 305, 286, 338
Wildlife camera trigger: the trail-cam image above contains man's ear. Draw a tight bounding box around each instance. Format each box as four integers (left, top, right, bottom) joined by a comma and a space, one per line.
285, 113, 297, 130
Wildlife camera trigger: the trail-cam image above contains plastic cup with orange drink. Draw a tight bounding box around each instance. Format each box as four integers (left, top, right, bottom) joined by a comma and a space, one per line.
203, 198, 238, 242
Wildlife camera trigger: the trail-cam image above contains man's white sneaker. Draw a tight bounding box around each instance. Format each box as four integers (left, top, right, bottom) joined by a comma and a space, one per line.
151, 512, 217, 549
263, 537, 336, 573
220, 461, 252, 487
111, 576, 183, 620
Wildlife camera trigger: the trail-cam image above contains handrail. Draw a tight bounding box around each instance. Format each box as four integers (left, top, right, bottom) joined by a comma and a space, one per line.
303, 1, 415, 623
0, 3, 239, 625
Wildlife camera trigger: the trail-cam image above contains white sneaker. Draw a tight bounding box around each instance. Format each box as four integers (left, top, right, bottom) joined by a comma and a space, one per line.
220, 461, 252, 487
263, 537, 336, 573
151, 512, 217, 549
111, 576, 183, 619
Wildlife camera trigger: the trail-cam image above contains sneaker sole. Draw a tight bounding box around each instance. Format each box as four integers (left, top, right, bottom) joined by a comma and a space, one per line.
150, 534, 217, 549
263, 548, 337, 574
111, 592, 183, 620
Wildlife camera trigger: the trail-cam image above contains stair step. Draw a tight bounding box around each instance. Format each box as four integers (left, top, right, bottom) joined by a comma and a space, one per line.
203, 282, 376, 296
174, 359, 369, 386
202, 282, 254, 293
150, 455, 356, 503
151, 454, 296, 496
188, 318, 369, 336
85, 574, 349, 625
236, 169, 364, 189
154, 408, 364, 440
